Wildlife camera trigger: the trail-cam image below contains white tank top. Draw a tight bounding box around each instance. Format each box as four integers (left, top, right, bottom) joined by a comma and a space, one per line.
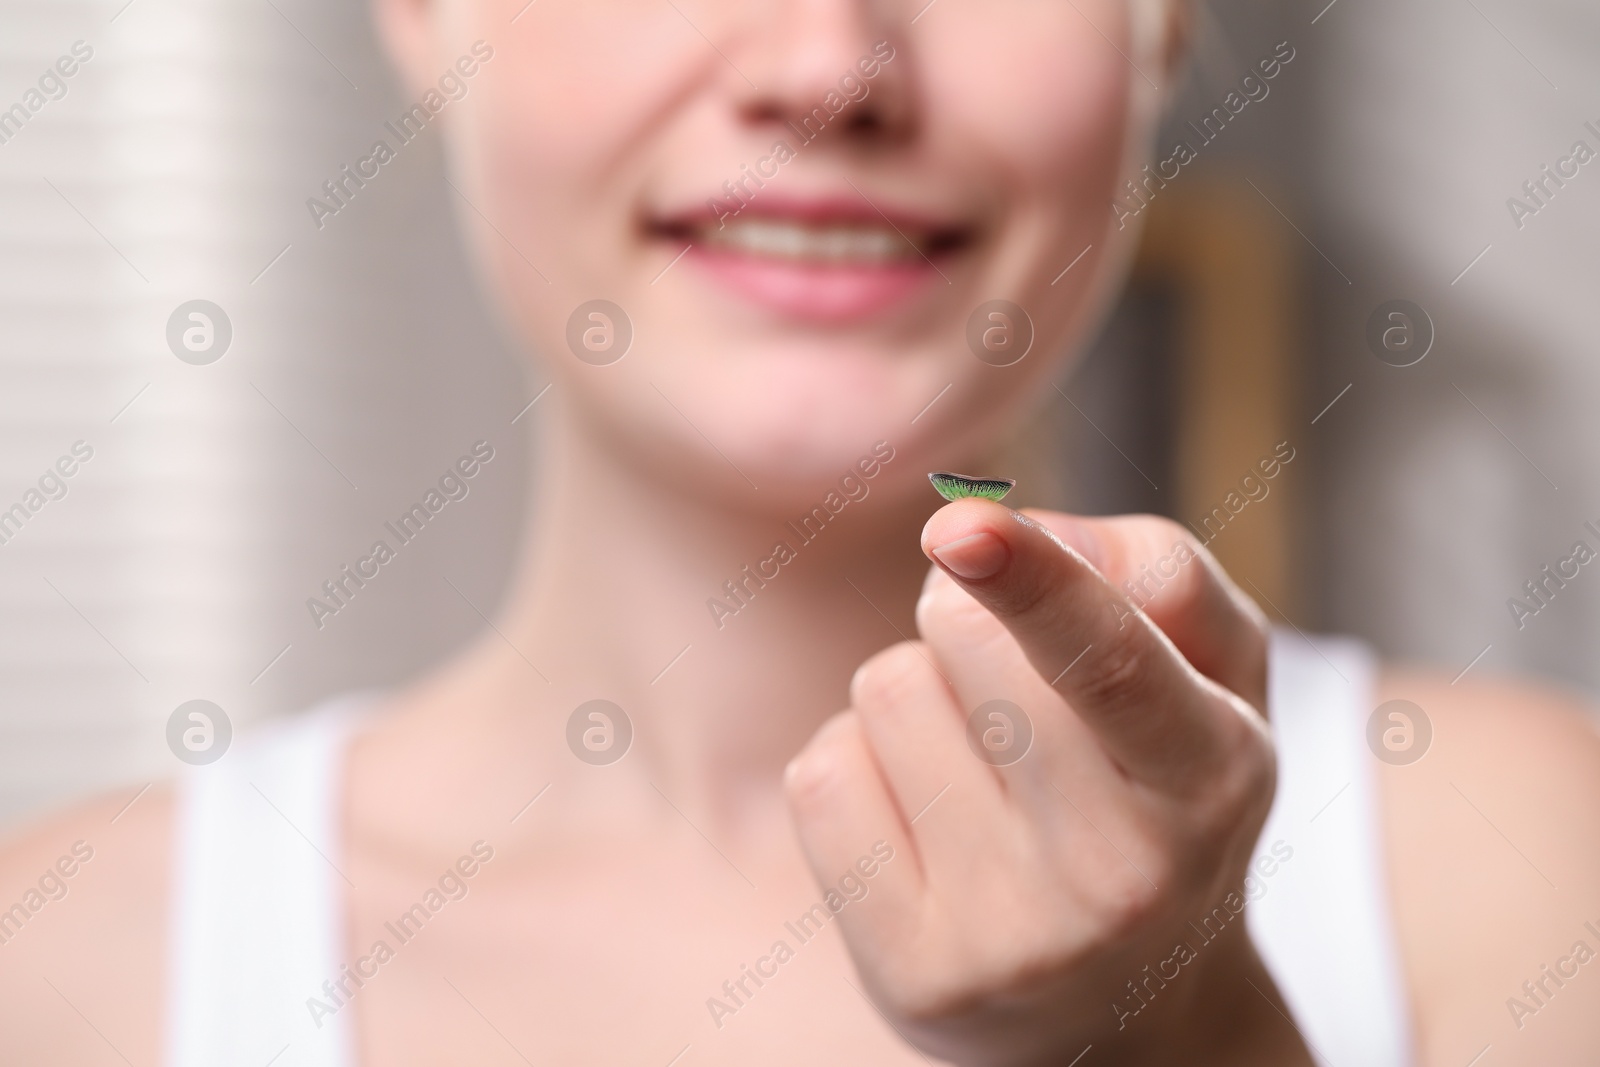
163, 631, 1415, 1065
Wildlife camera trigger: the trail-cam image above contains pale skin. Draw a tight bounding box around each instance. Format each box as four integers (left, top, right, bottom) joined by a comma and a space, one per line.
2, 0, 1599, 1064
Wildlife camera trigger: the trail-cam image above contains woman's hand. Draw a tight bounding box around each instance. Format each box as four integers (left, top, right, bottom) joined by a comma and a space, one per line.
784, 501, 1313, 1066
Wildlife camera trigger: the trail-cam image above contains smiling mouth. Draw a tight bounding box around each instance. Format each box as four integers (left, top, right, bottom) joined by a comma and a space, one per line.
646, 201, 973, 322
697, 217, 960, 267
650, 200, 972, 268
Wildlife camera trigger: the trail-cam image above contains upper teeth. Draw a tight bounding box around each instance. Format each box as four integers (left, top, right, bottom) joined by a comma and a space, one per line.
703, 220, 918, 264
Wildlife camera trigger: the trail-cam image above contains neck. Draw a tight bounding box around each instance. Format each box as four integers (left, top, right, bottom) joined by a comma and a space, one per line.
461, 399, 934, 818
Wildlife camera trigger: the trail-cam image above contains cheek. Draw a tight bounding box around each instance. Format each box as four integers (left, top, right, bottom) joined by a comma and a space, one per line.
486, 14, 682, 171
911, 6, 1140, 419
460, 4, 706, 283
449, 6, 713, 390
921, 6, 1134, 199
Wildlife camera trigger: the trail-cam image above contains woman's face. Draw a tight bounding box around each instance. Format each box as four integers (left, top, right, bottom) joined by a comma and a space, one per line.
382, 0, 1169, 511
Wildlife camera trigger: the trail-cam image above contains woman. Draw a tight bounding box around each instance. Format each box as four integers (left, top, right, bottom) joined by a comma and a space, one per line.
2, 1, 1597, 1064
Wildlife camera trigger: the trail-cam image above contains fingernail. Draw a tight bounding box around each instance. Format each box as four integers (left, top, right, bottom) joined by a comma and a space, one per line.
930, 531, 1008, 581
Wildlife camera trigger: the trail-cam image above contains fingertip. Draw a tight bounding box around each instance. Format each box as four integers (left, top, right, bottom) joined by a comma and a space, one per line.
921, 499, 1019, 578
928, 532, 1006, 580
921, 497, 1007, 541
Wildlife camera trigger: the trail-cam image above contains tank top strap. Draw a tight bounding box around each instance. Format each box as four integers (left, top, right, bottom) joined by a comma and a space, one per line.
164, 693, 375, 1067
1247, 629, 1416, 1065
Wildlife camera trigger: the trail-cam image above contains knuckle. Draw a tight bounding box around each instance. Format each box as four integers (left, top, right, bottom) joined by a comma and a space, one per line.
1186, 707, 1277, 839
782, 757, 834, 811
1224, 698, 1276, 783
1072, 625, 1151, 709
1135, 513, 1194, 552
784, 713, 860, 810
917, 579, 1004, 646
1231, 718, 1278, 819
872, 951, 989, 1025
1088, 873, 1167, 941
1152, 514, 1189, 540
1236, 604, 1270, 655
1238, 591, 1271, 640
1135, 517, 1206, 590
851, 642, 937, 711
1235, 607, 1272, 702
914, 574, 961, 624
985, 566, 1057, 621
876, 972, 955, 1023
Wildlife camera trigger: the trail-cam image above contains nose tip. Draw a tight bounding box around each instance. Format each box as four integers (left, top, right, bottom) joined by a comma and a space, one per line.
726, 7, 908, 144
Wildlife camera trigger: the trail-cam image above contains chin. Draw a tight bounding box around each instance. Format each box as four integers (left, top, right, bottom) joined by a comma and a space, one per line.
636, 334, 970, 499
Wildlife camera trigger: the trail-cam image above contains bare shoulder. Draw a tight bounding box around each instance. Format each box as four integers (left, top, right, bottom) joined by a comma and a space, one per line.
1374, 665, 1600, 1066
0, 784, 173, 1066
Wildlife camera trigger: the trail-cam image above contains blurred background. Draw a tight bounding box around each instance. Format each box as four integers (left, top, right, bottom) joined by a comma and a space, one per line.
2, 0, 1596, 827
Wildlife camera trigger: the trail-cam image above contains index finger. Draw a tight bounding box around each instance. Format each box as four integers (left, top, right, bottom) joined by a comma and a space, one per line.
920, 499, 1244, 787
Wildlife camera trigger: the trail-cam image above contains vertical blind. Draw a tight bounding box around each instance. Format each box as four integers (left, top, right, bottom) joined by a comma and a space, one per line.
0, 0, 528, 826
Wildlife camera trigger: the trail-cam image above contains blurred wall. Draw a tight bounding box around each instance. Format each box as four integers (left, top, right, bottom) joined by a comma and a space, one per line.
1301, 0, 1600, 696
0, 0, 528, 826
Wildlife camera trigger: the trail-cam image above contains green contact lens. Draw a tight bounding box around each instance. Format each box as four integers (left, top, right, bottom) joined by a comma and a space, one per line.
928, 471, 1017, 502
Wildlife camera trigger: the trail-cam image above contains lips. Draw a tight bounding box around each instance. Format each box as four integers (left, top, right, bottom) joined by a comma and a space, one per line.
647, 196, 973, 324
